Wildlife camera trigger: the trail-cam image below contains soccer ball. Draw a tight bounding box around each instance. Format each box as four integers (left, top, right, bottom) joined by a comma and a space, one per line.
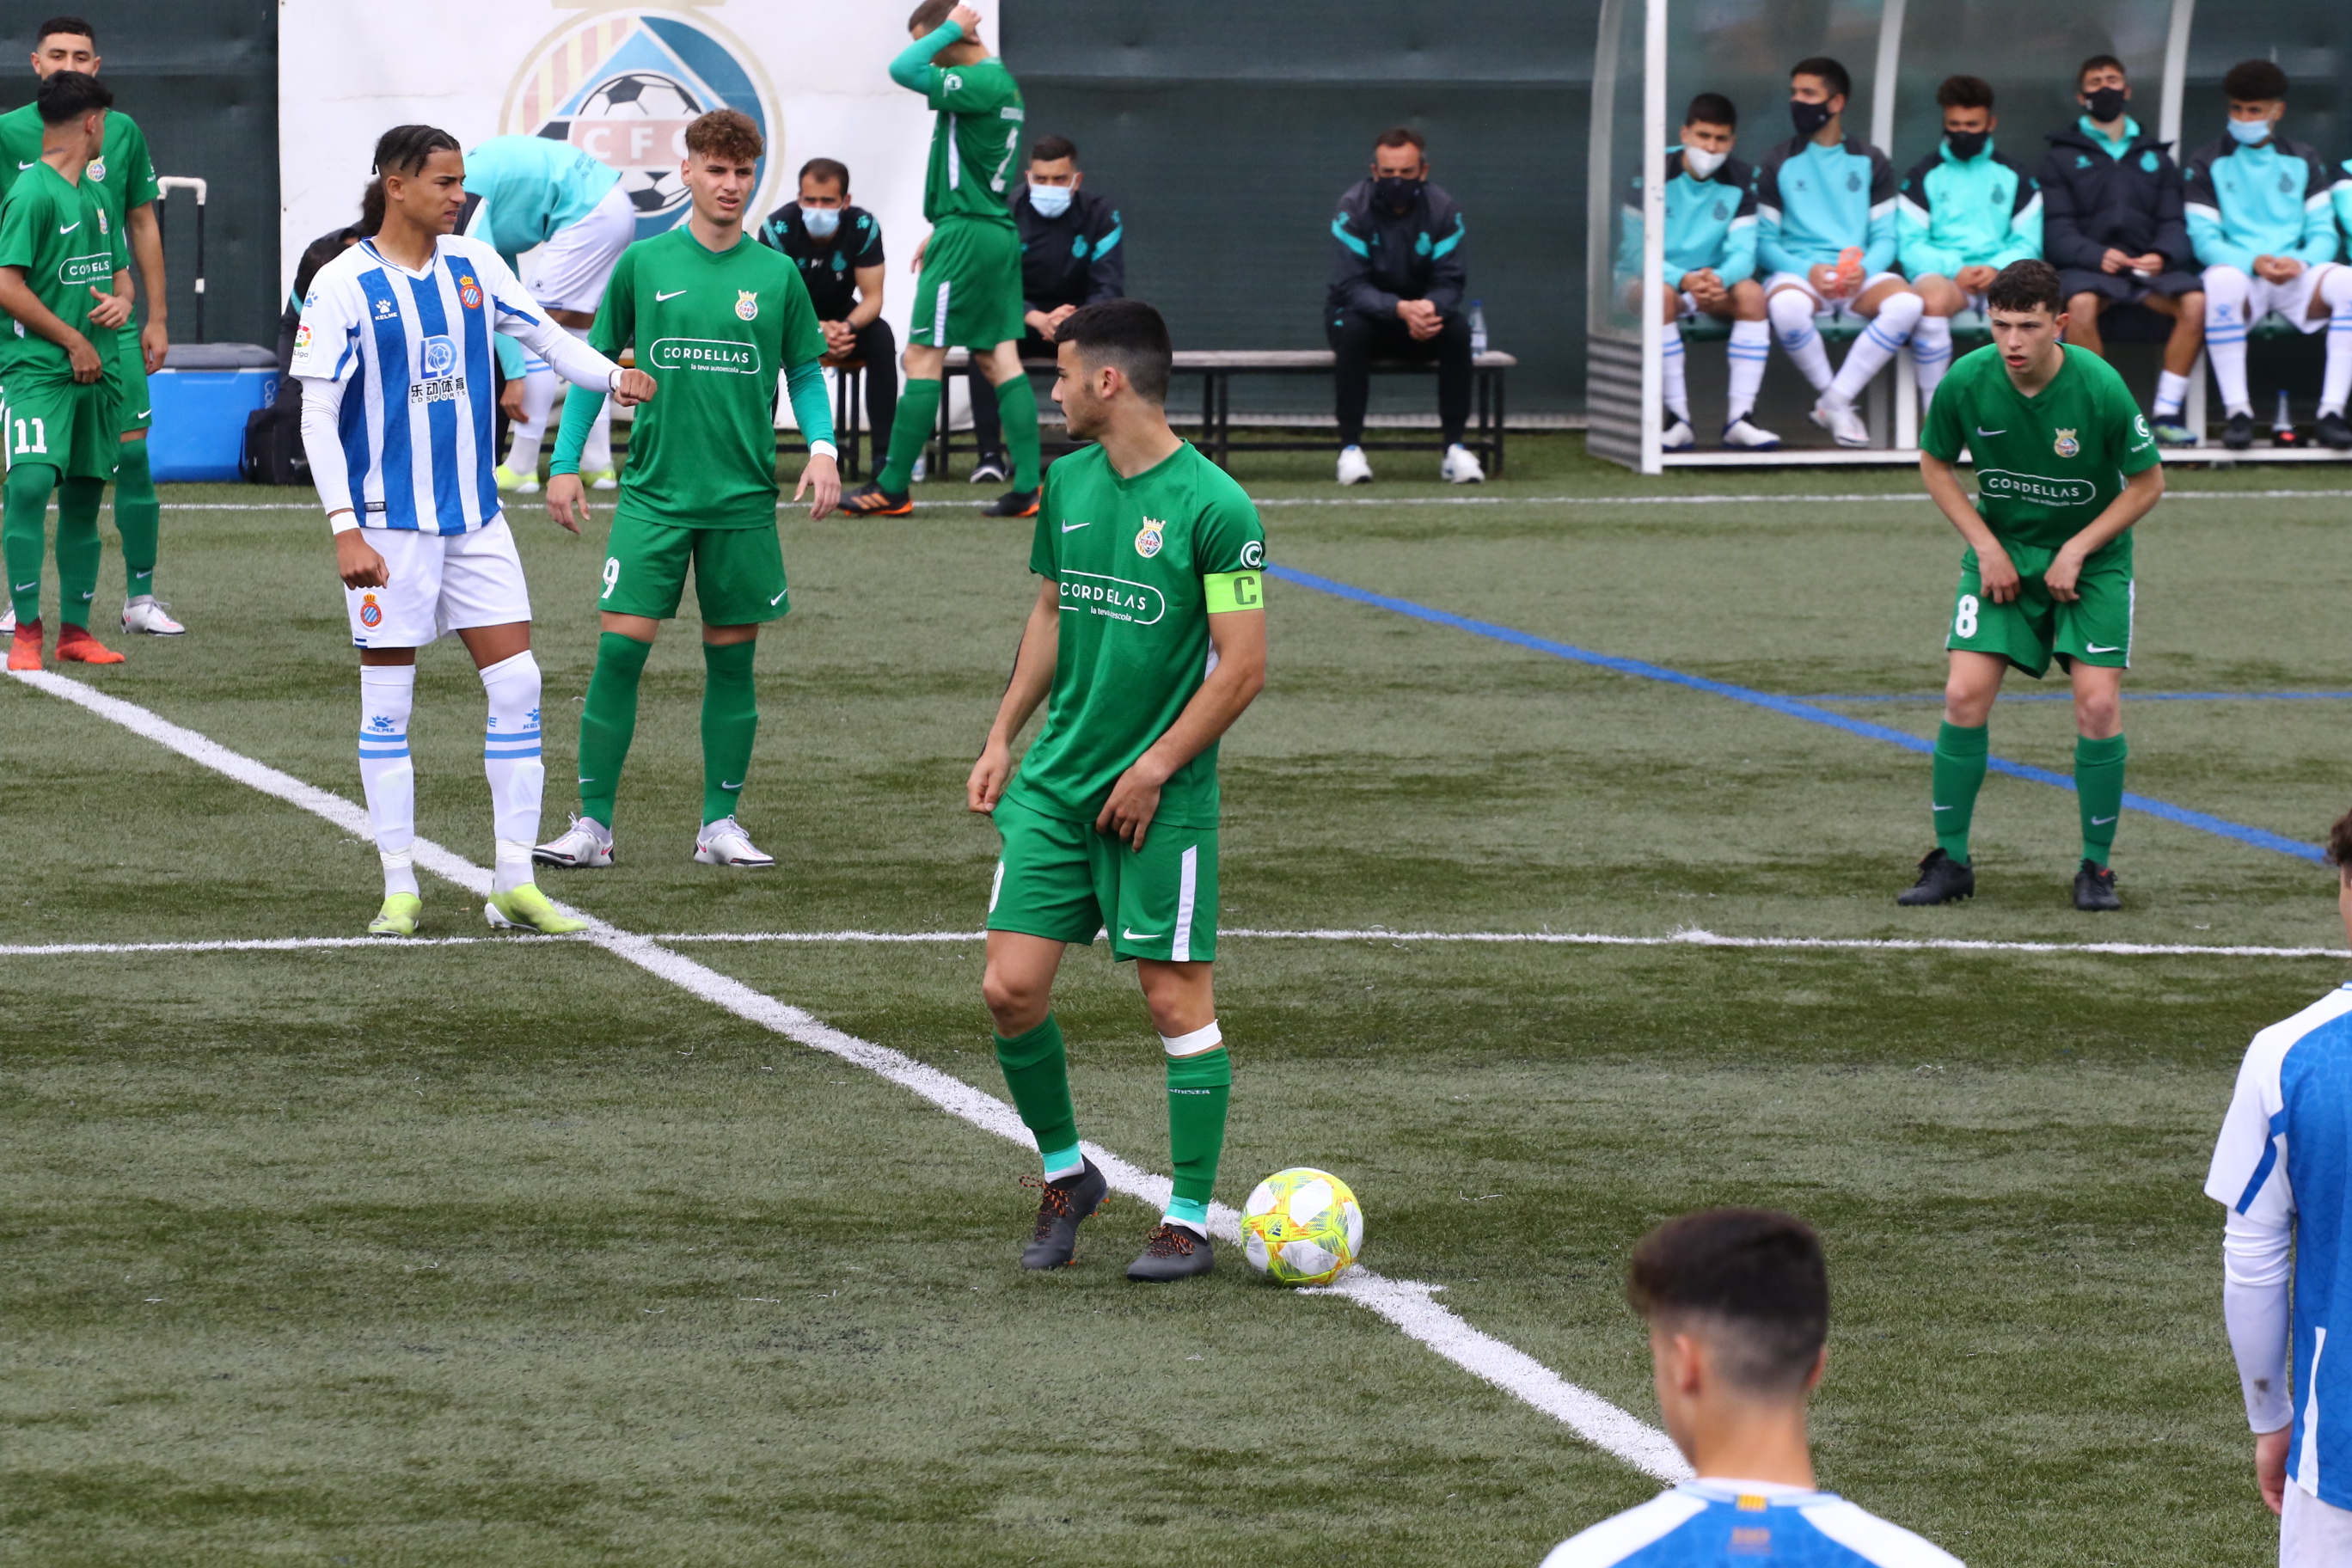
1241, 1167, 1363, 1285
576, 71, 701, 221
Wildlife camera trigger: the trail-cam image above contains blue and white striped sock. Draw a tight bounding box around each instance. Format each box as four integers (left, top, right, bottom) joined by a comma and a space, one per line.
2318, 266, 2352, 419
1724, 319, 1772, 421
1661, 326, 1690, 423
358, 665, 418, 898
480, 650, 544, 894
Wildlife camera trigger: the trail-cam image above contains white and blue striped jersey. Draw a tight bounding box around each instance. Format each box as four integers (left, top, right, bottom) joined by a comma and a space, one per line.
289, 235, 552, 536
2208, 983, 2352, 1510
1540, 1480, 1963, 1567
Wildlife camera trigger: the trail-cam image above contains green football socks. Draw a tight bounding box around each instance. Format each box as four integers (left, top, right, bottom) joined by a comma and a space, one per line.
114, 437, 159, 597
2075, 732, 2128, 866
876, 377, 941, 494
995, 1015, 1079, 1169
993, 372, 1042, 493
577, 630, 652, 828
1931, 720, 1989, 861
701, 639, 758, 825
2, 461, 52, 624
54, 477, 105, 627
1166, 1044, 1231, 1220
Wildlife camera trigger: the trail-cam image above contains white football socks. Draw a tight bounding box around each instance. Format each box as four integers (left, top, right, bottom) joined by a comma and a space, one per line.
480, 650, 544, 895
2202, 265, 2253, 417
358, 665, 418, 898
1661, 325, 1690, 423
2153, 370, 2190, 420
1768, 289, 1834, 393
2318, 266, 2352, 418
504, 364, 557, 474
1724, 319, 1771, 423
1910, 313, 1955, 404
1828, 290, 1923, 407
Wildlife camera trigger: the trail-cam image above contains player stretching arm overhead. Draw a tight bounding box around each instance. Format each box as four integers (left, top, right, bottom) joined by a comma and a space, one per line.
531, 109, 837, 875
291, 125, 654, 938
967, 300, 1266, 1283
1900, 259, 2162, 912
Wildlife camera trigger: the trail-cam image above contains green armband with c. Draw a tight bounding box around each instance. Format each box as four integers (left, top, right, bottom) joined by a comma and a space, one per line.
1204, 571, 1262, 613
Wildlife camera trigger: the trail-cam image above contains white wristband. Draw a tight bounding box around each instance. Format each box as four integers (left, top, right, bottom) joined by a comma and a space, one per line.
808, 439, 838, 460
328, 510, 361, 536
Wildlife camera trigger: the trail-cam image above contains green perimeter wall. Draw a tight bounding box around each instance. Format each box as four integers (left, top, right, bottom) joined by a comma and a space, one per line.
0, 0, 279, 352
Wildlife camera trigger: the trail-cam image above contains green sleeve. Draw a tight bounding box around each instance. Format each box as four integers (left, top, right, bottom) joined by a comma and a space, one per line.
1193, 479, 1266, 575
548, 386, 607, 477
1029, 470, 1058, 577
1920, 358, 1968, 462
783, 358, 835, 447
2104, 361, 2162, 475
122, 119, 158, 209
0, 184, 43, 273
890, 23, 957, 93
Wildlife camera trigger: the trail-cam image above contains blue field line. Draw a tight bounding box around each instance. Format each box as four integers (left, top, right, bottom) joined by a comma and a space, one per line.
1268, 563, 2327, 865
1806, 691, 2352, 704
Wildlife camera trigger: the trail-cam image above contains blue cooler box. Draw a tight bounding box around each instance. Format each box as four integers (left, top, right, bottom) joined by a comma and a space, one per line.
149, 342, 279, 481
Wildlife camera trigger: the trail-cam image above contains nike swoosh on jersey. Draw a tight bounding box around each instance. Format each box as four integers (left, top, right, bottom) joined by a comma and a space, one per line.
1122, 928, 1161, 941
1061, 520, 1090, 532
2085, 643, 2122, 653
1975, 426, 2006, 437
655, 289, 688, 301
15, 160, 32, 169
58, 220, 78, 234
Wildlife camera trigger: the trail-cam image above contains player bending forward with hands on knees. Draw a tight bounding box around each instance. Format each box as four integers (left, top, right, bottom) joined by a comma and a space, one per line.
292, 124, 653, 938
1900, 258, 2162, 913
1540, 1208, 1963, 1566
967, 298, 1266, 1283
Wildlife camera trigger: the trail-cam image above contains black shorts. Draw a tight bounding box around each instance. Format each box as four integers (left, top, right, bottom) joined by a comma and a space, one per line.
2057, 267, 2202, 307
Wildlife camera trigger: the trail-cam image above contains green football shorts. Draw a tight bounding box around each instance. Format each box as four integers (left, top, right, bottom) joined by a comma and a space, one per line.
598, 512, 789, 625
1946, 549, 2132, 677
3, 370, 121, 482
908, 217, 1024, 350
988, 794, 1219, 965
115, 330, 150, 433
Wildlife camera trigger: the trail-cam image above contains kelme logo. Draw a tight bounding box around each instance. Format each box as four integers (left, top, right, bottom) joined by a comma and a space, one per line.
1058, 571, 1165, 625
1977, 469, 2096, 505
649, 336, 763, 374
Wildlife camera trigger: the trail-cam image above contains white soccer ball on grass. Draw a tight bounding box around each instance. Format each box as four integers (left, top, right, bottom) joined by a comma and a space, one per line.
1240, 1167, 1364, 1286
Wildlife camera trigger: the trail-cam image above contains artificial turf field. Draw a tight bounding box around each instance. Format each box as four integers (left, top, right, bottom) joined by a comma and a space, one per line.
7, 436, 2352, 1565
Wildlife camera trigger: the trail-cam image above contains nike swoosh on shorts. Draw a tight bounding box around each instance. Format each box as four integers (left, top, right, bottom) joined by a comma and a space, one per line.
1122, 928, 1161, 941
2085, 643, 2122, 653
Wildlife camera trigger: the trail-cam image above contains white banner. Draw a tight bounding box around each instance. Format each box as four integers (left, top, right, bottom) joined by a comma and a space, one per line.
279, 0, 965, 364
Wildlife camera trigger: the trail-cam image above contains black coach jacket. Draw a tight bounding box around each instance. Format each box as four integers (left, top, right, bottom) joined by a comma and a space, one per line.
1325, 178, 1467, 321
2037, 122, 2191, 274
1011, 184, 1125, 315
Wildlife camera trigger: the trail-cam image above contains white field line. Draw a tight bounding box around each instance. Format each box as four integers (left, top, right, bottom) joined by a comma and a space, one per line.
11, 926, 2342, 962
8, 668, 1690, 1485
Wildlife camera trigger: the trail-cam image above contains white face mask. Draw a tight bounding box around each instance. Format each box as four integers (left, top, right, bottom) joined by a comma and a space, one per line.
1681, 144, 1728, 179
2227, 116, 2273, 146
799, 204, 842, 239
1027, 181, 1073, 217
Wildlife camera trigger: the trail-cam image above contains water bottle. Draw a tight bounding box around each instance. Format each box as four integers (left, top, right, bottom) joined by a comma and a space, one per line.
1469, 299, 1488, 357
2275, 389, 2300, 446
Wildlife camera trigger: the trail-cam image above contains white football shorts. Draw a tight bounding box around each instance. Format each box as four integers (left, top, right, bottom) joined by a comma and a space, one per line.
1763, 268, 1908, 322
2283, 1479, 2352, 1566
2220, 262, 2339, 337
345, 514, 532, 649
529, 181, 637, 315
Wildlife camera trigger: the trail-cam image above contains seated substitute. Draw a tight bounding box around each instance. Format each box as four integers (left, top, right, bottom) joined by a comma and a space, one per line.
1326, 126, 1482, 485
1617, 93, 1777, 450
1897, 75, 2040, 411
1755, 56, 1924, 447
2184, 58, 2350, 450
2037, 55, 2204, 444
966, 133, 1124, 484
757, 157, 897, 466
1537, 1208, 1963, 1567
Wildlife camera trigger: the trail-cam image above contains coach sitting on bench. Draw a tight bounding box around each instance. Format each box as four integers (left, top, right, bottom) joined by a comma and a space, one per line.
758, 157, 896, 457
1327, 126, 1480, 486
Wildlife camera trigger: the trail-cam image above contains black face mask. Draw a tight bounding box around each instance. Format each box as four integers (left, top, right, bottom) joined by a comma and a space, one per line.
1945, 128, 1989, 161
1373, 175, 1422, 209
2083, 85, 2128, 123
1790, 97, 1834, 138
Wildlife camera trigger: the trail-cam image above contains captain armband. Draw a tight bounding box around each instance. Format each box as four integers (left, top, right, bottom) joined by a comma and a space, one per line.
1204, 570, 1262, 613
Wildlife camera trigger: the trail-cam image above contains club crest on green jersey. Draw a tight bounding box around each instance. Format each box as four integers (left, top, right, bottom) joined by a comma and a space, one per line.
1136, 519, 1164, 559
735, 289, 759, 321
85, 157, 103, 181
2053, 428, 2079, 458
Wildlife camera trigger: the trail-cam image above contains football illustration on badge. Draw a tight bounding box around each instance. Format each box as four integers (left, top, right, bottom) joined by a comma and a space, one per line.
2053, 428, 2079, 458
735, 289, 759, 321
1135, 521, 1164, 558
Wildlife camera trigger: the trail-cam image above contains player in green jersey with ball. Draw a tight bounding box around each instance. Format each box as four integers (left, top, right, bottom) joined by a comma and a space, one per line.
1902, 258, 2164, 911
532, 109, 839, 873
969, 299, 1268, 1282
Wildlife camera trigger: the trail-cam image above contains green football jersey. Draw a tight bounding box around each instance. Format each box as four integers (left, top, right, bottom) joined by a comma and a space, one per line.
0, 107, 155, 346
1922, 343, 2160, 565
918, 57, 1023, 226
0, 159, 125, 380
1006, 441, 1267, 831
590, 226, 826, 530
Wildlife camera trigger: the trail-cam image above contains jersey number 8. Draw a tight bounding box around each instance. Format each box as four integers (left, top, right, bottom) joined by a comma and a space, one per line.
1954, 593, 1980, 640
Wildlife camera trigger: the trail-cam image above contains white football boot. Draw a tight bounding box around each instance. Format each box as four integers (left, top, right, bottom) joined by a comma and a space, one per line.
120, 596, 185, 635
1440, 444, 1485, 483
1661, 418, 1696, 452
1810, 395, 1870, 448
1721, 417, 1782, 450
1335, 445, 1374, 485
585, 467, 620, 492
694, 815, 775, 868
533, 814, 614, 868
0, 603, 15, 634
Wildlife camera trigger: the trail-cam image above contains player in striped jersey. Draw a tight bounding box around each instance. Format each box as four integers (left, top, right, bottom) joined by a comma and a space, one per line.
291, 125, 654, 938
1540, 1210, 1962, 1568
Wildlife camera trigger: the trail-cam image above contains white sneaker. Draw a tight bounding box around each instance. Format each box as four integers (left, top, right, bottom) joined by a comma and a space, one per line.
1661, 418, 1695, 452
1440, 444, 1485, 483
492, 463, 540, 494
1335, 445, 1373, 485
1810, 396, 1870, 448
0, 604, 15, 634
694, 815, 775, 868
585, 467, 619, 492
1720, 417, 1782, 450
533, 814, 614, 869
120, 596, 185, 635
